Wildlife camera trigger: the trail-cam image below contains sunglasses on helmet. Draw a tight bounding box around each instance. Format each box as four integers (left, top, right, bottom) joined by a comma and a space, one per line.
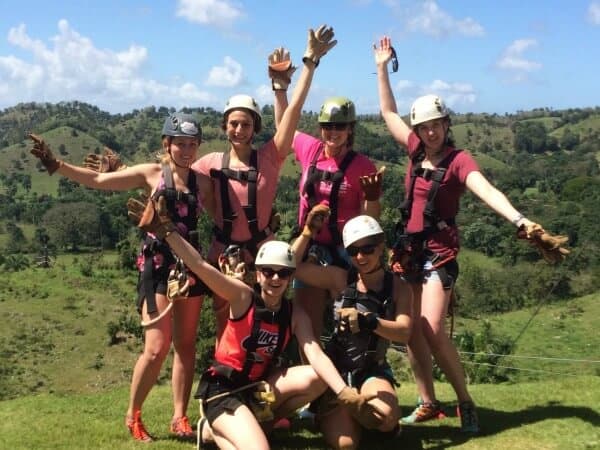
320, 123, 348, 131
346, 243, 378, 257
259, 267, 294, 279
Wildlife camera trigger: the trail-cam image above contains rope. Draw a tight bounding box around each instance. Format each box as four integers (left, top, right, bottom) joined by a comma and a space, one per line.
458, 351, 600, 364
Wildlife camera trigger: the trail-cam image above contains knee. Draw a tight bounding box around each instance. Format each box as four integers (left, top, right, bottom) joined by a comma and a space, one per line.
335, 436, 358, 450
142, 340, 170, 363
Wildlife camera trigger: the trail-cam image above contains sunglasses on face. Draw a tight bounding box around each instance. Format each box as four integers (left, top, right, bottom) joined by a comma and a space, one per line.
320, 123, 348, 131
259, 267, 294, 279
346, 243, 378, 257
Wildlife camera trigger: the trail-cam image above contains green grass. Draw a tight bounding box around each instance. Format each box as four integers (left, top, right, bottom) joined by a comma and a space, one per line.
0, 377, 598, 449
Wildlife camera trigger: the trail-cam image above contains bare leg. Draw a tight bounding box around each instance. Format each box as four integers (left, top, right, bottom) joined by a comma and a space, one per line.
211, 405, 270, 450
320, 405, 361, 450
268, 365, 327, 419
359, 377, 400, 432
127, 294, 172, 418
171, 295, 203, 420
420, 280, 472, 402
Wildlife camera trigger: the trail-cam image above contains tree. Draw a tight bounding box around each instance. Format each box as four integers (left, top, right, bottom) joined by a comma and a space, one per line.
42, 202, 101, 251
513, 121, 547, 153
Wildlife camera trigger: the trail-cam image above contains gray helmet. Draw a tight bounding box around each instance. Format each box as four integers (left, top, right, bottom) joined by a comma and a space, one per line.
162, 112, 202, 140
318, 96, 356, 124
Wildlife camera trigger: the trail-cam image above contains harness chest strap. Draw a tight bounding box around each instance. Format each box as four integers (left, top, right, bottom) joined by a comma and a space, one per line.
210, 150, 271, 256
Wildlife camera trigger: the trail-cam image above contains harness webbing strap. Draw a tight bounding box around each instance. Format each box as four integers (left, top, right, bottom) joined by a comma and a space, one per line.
210, 150, 268, 257
300, 148, 356, 246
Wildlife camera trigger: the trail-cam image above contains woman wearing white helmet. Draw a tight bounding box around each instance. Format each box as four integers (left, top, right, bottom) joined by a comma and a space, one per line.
192, 25, 337, 343
374, 36, 558, 433
126, 196, 382, 450
29, 113, 206, 441
290, 208, 412, 448
270, 32, 385, 351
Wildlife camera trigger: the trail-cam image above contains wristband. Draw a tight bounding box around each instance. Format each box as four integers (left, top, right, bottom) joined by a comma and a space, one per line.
302, 56, 319, 67
511, 213, 525, 227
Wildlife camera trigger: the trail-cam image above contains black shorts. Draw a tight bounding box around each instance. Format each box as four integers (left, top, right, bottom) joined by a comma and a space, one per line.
195, 371, 257, 425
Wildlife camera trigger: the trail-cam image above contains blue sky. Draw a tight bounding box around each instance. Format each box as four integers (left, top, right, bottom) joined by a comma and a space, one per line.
1, 0, 599, 116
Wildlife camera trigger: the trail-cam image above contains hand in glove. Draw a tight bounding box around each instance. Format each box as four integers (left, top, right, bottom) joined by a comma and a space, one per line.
268, 47, 296, 91
218, 252, 257, 286
517, 223, 570, 264
336, 387, 385, 429
126, 193, 175, 240
28, 133, 62, 175
303, 24, 337, 66
83, 147, 127, 172
359, 166, 386, 201
338, 308, 378, 334
302, 204, 330, 237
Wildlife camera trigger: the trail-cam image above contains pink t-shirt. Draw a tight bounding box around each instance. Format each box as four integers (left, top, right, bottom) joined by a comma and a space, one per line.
294, 132, 377, 246
192, 140, 284, 262
405, 132, 480, 258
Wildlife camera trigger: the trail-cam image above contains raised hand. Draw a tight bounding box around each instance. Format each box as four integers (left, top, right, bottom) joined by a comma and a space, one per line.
374, 36, 394, 67
268, 47, 296, 91
83, 147, 127, 172
127, 194, 175, 240
302, 203, 331, 237
359, 166, 386, 201
303, 24, 337, 66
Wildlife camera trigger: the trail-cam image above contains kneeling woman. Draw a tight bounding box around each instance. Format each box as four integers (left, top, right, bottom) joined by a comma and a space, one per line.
294, 214, 413, 450
127, 198, 381, 450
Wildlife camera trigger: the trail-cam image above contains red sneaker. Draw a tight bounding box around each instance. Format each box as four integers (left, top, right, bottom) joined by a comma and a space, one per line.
170, 415, 195, 440
126, 410, 153, 443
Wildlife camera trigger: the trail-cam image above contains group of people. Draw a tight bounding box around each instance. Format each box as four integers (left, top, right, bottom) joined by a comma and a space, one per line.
28, 27, 561, 449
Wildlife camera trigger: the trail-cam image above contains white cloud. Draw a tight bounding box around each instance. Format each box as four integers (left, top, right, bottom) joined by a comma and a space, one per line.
205, 56, 244, 87
175, 0, 243, 28
254, 84, 272, 106
587, 2, 600, 25
403, 1, 485, 37
496, 39, 542, 82
389, 78, 476, 113
0, 20, 214, 112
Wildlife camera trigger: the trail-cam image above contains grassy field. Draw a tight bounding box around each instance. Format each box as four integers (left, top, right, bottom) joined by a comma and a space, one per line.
0, 377, 598, 449
1, 253, 599, 448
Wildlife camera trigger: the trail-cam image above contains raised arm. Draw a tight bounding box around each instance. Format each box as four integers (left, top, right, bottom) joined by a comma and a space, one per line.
374, 36, 411, 147
29, 133, 152, 191
126, 195, 253, 315
271, 24, 337, 158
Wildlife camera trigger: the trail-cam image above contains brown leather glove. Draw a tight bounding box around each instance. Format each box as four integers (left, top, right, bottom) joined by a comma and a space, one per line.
359, 166, 386, 201
338, 308, 378, 334
28, 133, 62, 175
268, 47, 296, 91
517, 223, 570, 264
83, 147, 127, 172
126, 194, 175, 240
303, 24, 337, 66
302, 204, 330, 237
336, 387, 385, 429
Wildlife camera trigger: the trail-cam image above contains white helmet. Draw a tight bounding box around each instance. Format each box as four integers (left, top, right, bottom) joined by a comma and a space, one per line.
410, 94, 449, 127
223, 94, 262, 132
255, 241, 296, 268
342, 215, 384, 248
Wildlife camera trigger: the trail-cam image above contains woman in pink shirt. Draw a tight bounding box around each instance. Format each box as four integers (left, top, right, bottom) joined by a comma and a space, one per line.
192, 25, 337, 341
273, 87, 384, 347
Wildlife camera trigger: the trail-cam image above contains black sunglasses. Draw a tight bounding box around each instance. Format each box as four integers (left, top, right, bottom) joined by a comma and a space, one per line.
320, 123, 348, 131
346, 243, 378, 257
390, 46, 398, 73
259, 267, 294, 279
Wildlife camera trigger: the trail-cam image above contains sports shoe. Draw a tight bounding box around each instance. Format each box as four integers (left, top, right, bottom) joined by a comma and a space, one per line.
457, 401, 479, 433
272, 417, 291, 430
126, 410, 153, 443
401, 400, 446, 424
170, 415, 195, 440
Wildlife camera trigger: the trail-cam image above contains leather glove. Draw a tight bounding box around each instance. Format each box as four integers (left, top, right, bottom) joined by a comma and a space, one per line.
303, 24, 337, 66
336, 387, 385, 429
359, 166, 386, 201
268, 47, 296, 91
28, 133, 62, 175
126, 193, 175, 240
517, 223, 570, 264
338, 308, 378, 334
83, 147, 127, 172
218, 254, 257, 286
302, 204, 330, 237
